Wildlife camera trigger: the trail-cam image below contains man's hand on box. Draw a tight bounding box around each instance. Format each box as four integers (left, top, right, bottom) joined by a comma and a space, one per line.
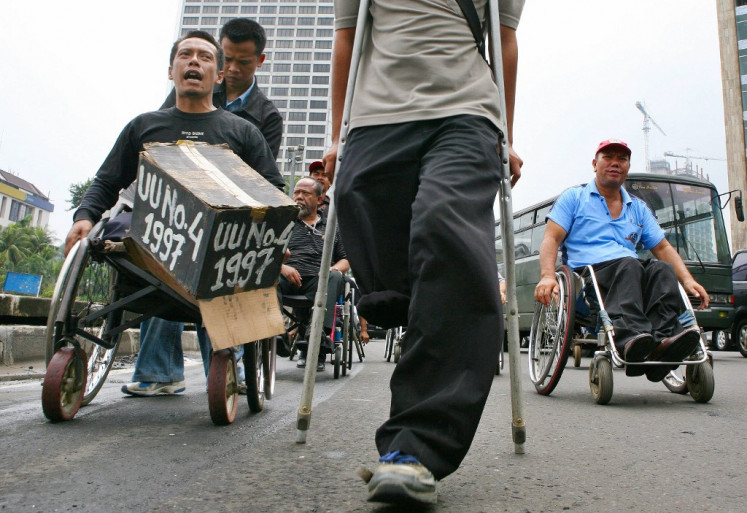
64, 220, 93, 257
281, 264, 302, 287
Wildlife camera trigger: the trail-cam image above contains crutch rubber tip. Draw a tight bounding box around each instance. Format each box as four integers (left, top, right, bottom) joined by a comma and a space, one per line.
295, 429, 307, 444
514, 443, 525, 455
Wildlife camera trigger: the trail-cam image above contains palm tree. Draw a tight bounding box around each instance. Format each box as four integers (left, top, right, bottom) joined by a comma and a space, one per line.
0, 221, 33, 268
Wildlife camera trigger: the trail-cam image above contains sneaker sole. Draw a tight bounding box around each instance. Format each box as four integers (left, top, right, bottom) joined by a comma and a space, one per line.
368, 477, 437, 505
121, 385, 185, 397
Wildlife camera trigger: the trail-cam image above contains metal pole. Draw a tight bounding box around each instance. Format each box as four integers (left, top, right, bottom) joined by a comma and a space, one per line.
288, 147, 297, 199
295, 0, 371, 444
488, 0, 526, 455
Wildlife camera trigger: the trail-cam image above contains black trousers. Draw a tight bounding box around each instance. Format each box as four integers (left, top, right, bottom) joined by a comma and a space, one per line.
336, 115, 503, 480
591, 257, 683, 349
277, 270, 346, 332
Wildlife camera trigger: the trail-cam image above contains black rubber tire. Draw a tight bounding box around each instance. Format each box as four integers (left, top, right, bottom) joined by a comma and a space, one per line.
529, 265, 576, 395
713, 330, 730, 351
385, 329, 394, 362
244, 342, 265, 413
686, 361, 715, 403
42, 347, 87, 422
736, 319, 747, 358
333, 344, 342, 379
573, 344, 582, 368
208, 350, 238, 425
590, 357, 613, 405
262, 337, 276, 400
662, 369, 689, 395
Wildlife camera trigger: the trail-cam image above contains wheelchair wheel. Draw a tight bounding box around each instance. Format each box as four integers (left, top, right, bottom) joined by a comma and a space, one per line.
45, 239, 123, 408
244, 341, 266, 413
528, 265, 576, 395
495, 337, 504, 375
686, 361, 715, 403
262, 337, 276, 400
385, 328, 394, 361
208, 349, 239, 425
589, 356, 613, 405
662, 369, 689, 395
333, 344, 342, 379
573, 344, 582, 368
42, 347, 87, 422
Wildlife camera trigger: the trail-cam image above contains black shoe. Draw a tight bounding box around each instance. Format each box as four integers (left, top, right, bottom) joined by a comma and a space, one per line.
297, 357, 307, 369
316, 360, 325, 372
650, 328, 701, 363
621, 333, 656, 363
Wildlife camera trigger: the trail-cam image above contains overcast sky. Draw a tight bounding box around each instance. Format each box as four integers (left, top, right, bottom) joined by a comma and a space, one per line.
0, 0, 733, 244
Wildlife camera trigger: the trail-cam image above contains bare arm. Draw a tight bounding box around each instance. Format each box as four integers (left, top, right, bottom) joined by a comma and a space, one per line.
534, 220, 567, 306
322, 27, 355, 184
650, 239, 710, 310
499, 25, 522, 187
331, 258, 350, 274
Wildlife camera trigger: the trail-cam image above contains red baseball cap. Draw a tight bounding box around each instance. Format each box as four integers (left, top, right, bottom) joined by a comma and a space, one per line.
595, 138, 631, 156
308, 161, 324, 173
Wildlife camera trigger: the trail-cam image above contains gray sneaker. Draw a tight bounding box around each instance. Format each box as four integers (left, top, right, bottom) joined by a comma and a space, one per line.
121, 381, 186, 397
366, 452, 437, 505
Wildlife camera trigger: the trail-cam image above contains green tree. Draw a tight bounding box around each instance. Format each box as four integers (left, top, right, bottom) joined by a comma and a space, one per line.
67, 178, 93, 211
0, 218, 33, 267
0, 217, 62, 296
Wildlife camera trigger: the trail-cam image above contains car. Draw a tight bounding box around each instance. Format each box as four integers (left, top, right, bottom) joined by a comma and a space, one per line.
721, 249, 747, 357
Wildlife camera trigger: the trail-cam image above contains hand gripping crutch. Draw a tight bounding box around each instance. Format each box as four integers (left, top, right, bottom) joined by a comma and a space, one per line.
488, 0, 526, 454
295, 0, 371, 444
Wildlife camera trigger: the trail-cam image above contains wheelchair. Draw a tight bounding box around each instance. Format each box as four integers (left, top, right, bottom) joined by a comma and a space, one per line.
42, 203, 276, 425
384, 326, 405, 363
528, 264, 715, 404
281, 279, 364, 379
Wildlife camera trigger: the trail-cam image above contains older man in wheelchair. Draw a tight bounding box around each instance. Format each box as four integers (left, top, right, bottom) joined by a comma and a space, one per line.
534, 139, 710, 392
278, 177, 349, 372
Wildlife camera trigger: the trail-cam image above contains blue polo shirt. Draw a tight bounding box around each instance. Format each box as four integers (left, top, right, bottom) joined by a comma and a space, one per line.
547, 180, 664, 268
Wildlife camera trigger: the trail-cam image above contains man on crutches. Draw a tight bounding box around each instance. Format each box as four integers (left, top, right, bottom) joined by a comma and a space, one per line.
323, 0, 525, 505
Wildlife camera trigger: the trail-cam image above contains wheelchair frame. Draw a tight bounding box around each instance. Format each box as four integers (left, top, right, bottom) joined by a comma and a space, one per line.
528, 264, 715, 404
281, 280, 364, 379
42, 203, 276, 424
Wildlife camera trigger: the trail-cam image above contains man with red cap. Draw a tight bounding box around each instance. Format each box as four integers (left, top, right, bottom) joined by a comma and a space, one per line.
308, 161, 331, 212
534, 139, 709, 382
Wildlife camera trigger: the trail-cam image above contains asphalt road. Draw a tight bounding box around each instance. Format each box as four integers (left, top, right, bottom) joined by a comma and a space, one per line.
0, 341, 745, 512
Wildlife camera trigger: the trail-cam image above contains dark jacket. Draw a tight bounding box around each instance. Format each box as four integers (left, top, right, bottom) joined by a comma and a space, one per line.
161, 82, 283, 159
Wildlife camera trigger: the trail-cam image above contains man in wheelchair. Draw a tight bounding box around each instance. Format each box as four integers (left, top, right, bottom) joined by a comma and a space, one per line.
534, 139, 709, 382
279, 177, 349, 371
63, 30, 284, 395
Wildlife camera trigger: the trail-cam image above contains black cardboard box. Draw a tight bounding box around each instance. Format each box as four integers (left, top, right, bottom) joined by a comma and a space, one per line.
129, 141, 297, 300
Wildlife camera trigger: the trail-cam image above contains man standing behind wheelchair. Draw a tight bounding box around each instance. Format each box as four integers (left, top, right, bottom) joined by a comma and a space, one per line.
279, 177, 349, 371
63, 30, 283, 394
534, 139, 709, 382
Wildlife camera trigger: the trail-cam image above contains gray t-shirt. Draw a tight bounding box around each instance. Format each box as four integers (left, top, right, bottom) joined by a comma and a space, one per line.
334, 0, 524, 132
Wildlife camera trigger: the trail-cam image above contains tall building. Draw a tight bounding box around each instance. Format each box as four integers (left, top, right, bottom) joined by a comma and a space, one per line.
177, 0, 335, 182
0, 169, 54, 230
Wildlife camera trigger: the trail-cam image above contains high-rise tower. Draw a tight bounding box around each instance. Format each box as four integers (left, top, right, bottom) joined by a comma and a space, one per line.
178, 0, 334, 181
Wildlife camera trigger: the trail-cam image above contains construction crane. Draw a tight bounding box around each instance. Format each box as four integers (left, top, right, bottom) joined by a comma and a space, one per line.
635, 101, 666, 172
663, 150, 725, 180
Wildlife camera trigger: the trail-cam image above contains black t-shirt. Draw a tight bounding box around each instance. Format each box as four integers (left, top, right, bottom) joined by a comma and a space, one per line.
286, 216, 347, 277
75, 107, 284, 223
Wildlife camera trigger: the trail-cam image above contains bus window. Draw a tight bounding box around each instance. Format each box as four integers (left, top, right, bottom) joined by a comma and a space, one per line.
531, 223, 546, 255
516, 211, 535, 231
514, 228, 532, 259
535, 204, 552, 225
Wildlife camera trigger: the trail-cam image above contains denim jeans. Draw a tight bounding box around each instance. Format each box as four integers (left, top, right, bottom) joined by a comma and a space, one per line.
132, 317, 212, 383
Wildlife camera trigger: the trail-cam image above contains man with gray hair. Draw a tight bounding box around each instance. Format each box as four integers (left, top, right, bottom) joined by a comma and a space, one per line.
278, 177, 349, 371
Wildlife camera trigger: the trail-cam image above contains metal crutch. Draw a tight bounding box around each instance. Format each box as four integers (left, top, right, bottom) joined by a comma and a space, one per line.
488, 0, 527, 454
295, 0, 371, 444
